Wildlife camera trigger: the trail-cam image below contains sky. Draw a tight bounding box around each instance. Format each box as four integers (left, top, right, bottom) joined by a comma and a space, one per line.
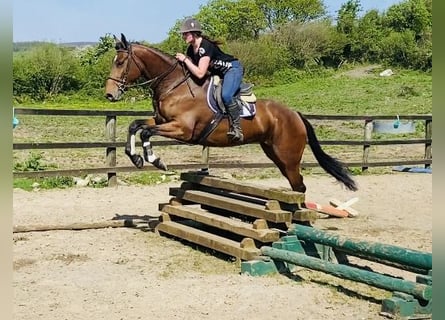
13, 0, 403, 44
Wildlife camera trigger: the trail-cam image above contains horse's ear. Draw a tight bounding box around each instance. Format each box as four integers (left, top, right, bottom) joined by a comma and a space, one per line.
120, 33, 129, 48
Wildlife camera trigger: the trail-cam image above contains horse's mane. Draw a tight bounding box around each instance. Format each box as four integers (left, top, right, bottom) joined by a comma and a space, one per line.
114, 40, 177, 65
133, 43, 177, 65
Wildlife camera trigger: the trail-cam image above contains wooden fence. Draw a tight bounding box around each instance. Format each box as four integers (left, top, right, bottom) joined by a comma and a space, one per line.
13, 108, 432, 186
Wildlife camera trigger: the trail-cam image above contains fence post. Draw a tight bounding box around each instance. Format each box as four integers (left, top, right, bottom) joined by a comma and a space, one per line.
106, 115, 117, 186
424, 119, 432, 169
362, 119, 373, 172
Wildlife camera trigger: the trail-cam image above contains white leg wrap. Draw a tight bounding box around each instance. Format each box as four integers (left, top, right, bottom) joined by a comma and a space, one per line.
130, 135, 136, 155
148, 154, 157, 163
142, 140, 157, 163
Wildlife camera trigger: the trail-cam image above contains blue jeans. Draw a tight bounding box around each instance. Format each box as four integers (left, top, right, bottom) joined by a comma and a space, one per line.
221, 60, 243, 106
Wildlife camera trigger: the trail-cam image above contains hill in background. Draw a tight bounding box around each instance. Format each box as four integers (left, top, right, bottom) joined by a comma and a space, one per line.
13, 41, 98, 52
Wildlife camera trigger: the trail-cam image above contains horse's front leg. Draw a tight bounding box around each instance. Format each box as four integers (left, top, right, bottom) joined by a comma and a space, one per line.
125, 118, 167, 171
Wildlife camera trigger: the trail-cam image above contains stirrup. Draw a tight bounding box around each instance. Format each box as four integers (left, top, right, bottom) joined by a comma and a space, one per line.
227, 129, 244, 142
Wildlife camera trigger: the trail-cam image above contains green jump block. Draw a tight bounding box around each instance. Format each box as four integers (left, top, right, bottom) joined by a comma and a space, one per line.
380, 291, 432, 319
241, 259, 278, 276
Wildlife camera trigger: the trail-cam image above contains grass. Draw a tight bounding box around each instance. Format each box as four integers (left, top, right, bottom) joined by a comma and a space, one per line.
255, 68, 431, 115
15, 66, 432, 115
13, 65, 432, 190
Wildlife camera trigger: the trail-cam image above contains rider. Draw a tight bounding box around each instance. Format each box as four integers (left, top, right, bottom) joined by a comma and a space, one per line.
175, 17, 244, 142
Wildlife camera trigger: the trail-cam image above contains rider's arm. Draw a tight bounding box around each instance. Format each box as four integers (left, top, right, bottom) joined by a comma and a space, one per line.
184, 55, 210, 79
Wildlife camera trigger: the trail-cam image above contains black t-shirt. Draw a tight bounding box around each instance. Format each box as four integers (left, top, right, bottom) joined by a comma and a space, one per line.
186, 38, 236, 76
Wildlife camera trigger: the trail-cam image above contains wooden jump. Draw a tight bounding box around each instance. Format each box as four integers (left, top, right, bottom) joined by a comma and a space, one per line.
155, 171, 318, 261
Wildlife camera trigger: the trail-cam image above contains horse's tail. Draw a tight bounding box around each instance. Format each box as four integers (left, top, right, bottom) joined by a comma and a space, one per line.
298, 112, 358, 191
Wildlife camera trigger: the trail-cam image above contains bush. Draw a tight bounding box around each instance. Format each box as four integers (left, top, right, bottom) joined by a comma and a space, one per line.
380, 30, 431, 70
77, 34, 117, 96
13, 43, 83, 100
350, 9, 386, 63
379, 0, 432, 70
273, 20, 342, 69
227, 36, 291, 80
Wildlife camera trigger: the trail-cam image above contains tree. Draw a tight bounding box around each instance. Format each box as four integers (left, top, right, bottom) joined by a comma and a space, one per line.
78, 34, 114, 66
381, 0, 432, 70
160, 20, 189, 55
196, 0, 266, 40
384, 0, 431, 39
76, 34, 117, 95
336, 0, 362, 35
351, 9, 386, 62
255, 0, 326, 31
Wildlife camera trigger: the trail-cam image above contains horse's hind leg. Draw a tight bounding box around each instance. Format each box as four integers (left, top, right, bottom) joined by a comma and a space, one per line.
260, 142, 306, 193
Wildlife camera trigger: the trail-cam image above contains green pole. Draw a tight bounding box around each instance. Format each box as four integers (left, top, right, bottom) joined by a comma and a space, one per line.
261, 246, 432, 301
288, 224, 432, 271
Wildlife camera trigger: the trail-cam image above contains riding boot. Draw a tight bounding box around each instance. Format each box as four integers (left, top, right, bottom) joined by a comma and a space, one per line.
226, 101, 244, 142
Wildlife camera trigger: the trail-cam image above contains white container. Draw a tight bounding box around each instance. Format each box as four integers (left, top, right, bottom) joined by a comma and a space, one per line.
373, 120, 415, 134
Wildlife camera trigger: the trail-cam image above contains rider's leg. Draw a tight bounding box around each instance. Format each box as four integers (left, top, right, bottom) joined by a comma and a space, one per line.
225, 100, 243, 142
222, 61, 244, 142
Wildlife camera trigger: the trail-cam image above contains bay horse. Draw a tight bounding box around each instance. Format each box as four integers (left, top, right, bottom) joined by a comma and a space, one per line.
105, 34, 357, 193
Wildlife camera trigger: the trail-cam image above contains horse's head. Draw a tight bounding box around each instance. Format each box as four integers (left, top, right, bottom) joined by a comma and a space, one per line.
105, 34, 182, 102
105, 33, 144, 101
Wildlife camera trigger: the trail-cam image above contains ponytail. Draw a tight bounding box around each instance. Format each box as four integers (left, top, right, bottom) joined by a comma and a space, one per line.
192, 32, 223, 46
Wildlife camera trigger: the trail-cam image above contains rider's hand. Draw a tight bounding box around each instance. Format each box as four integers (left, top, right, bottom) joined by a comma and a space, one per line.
175, 53, 188, 62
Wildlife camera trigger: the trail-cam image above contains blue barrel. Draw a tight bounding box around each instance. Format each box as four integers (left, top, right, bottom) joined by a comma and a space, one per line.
13, 116, 19, 129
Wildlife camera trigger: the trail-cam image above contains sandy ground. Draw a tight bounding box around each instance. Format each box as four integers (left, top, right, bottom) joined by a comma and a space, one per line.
13, 172, 432, 320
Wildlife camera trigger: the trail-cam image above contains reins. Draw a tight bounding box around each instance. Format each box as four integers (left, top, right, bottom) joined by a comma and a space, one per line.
108, 44, 194, 100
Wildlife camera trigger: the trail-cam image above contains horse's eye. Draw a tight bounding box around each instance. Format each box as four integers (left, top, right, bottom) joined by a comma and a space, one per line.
112, 54, 125, 67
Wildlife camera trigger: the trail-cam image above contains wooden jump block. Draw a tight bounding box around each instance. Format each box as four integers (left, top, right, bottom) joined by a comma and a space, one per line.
180, 172, 305, 205
158, 198, 184, 211
252, 219, 268, 230
170, 188, 293, 223
160, 205, 280, 243
265, 200, 281, 210
155, 219, 261, 261
292, 208, 319, 222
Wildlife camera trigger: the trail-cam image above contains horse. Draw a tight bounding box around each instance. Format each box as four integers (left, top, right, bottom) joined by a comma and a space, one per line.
105, 34, 357, 193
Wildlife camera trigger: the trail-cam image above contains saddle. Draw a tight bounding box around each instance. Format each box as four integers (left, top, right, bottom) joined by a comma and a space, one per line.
207, 75, 256, 117
196, 76, 257, 144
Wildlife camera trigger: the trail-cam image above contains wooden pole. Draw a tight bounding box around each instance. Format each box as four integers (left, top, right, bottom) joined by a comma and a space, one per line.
13, 219, 151, 233
362, 119, 373, 172
106, 115, 117, 186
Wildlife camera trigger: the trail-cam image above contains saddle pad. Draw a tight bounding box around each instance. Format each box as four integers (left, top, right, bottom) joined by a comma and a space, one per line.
206, 77, 256, 118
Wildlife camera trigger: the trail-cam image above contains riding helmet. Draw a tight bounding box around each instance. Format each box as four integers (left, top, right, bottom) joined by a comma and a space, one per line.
180, 17, 202, 33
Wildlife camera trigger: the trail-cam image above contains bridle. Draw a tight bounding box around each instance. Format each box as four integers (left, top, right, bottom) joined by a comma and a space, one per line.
107, 47, 135, 93
107, 44, 191, 99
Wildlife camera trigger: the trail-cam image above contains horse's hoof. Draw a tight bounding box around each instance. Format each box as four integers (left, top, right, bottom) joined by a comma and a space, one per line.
152, 158, 168, 171
131, 155, 144, 169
